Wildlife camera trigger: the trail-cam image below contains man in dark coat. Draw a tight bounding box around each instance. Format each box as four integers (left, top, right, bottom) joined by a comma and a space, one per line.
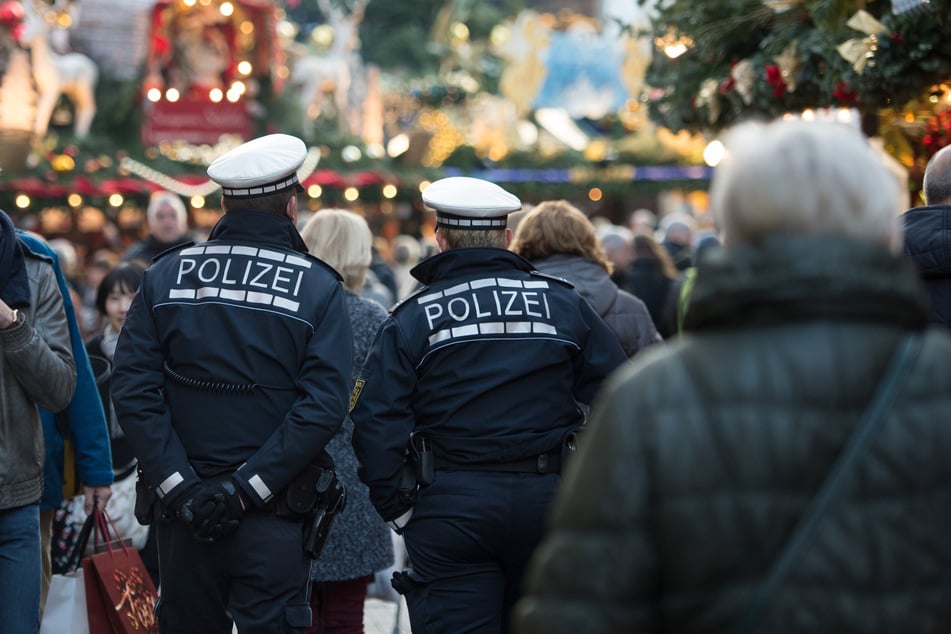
351, 177, 627, 633
112, 134, 352, 633
902, 144, 951, 327
515, 120, 951, 633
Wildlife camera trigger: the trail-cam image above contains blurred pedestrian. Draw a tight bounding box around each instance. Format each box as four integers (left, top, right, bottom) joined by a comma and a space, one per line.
15, 230, 113, 616
300, 209, 394, 634
121, 190, 194, 266
515, 119, 951, 633
626, 233, 679, 337
78, 261, 158, 583
510, 199, 662, 357
657, 211, 696, 271
0, 210, 77, 633
902, 144, 951, 328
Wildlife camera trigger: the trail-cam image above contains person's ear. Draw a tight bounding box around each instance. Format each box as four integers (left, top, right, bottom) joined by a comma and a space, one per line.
435, 228, 447, 252
285, 195, 298, 224
504, 228, 513, 248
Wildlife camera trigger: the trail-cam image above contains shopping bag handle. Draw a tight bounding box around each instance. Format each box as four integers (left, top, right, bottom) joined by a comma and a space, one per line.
92, 506, 131, 558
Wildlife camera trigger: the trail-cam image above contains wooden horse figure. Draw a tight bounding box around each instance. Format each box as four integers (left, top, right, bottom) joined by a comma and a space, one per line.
19, 1, 98, 140
289, 0, 368, 139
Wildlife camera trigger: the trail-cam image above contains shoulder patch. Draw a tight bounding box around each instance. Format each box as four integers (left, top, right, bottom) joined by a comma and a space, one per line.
152, 241, 196, 262
349, 378, 365, 412
530, 270, 574, 289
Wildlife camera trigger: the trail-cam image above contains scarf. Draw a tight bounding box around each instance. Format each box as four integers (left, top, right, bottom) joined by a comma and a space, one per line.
0, 210, 30, 308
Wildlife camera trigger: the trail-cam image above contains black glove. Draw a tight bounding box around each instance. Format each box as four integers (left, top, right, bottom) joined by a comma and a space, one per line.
177, 478, 246, 543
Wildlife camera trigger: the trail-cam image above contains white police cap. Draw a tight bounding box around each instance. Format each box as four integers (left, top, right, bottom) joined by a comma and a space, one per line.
207, 133, 307, 199
422, 176, 522, 230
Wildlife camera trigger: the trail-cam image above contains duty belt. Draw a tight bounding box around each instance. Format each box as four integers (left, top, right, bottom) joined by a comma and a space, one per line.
433, 451, 562, 475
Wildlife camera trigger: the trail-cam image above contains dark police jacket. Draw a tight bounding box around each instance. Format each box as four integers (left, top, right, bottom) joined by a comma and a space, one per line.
350, 248, 627, 522
111, 210, 352, 509
902, 203, 951, 328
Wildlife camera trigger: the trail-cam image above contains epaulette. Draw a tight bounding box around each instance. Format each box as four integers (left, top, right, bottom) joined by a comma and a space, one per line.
389, 284, 431, 315
302, 252, 343, 282
530, 269, 575, 289
152, 241, 196, 262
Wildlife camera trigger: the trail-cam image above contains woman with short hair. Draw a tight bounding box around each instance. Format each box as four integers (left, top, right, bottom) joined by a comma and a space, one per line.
510, 199, 662, 357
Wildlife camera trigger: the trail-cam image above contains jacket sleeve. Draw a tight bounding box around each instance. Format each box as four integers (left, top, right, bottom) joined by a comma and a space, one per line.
514, 366, 659, 634
2, 261, 76, 412
42, 249, 113, 488
572, 298, 628, 406
350, 317, 417, 522
233, 281, 352, 507
111, 274, 200, 503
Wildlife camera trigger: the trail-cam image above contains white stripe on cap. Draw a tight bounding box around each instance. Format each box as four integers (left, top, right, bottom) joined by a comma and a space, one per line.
435, 211, 508, 229
221, 174, 300, 198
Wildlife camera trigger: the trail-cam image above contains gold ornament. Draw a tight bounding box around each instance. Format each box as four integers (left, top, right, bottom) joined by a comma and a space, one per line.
773, 39, 800, 93
696, 78, 721, 124
836, 10, 890, 74
731, 59, 755, 105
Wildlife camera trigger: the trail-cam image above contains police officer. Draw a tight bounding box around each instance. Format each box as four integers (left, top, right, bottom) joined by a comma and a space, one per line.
350, 176, 628, 633
111, 134, 352, 633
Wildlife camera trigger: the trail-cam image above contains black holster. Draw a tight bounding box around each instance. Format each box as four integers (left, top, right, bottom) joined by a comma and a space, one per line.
409, 433, 434, 487
276, 463, 329, 518
133, 467, 157, 526
561, 427, 582, 468
302, 469, 347, 559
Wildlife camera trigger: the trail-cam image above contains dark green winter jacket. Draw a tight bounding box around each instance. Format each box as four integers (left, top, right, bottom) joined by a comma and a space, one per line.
515, 235, 951, 634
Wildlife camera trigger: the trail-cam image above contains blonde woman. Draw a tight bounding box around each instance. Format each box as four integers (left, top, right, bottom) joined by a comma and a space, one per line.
510, 200, 662, 357
299, 209, 394, 633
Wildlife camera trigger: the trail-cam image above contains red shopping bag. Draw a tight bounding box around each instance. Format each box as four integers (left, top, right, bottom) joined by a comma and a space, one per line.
82, 508, 158, 634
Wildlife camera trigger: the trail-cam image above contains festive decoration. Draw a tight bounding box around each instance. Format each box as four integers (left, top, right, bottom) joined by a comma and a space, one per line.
836, 10, 889, 74
123, 144, 321, 197
642, 0, 951, 134
921, 109, 951, 158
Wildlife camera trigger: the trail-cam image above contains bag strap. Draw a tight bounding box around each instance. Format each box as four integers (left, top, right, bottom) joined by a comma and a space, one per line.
731, 332, 924, 634
62, 509, 96, 572
93, 507, 131, 558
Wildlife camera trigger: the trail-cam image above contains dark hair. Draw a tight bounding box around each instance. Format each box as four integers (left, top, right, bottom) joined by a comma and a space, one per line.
222, 190, 296, 215
632, 233, 679, 280
95, 262, 146, 315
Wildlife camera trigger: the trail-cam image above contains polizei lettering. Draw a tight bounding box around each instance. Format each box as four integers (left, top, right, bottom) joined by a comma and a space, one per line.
418, 276, 560, 346
166, 245, 312, 313
423, 289, 551, 330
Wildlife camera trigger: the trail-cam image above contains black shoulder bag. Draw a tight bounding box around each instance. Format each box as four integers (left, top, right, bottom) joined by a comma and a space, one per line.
731, 333, 924, 634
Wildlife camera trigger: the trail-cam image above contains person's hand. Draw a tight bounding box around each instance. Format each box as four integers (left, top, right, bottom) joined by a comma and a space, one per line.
84, 485, 113, 514
0, 299, 17, 330
177, 478, 246, 542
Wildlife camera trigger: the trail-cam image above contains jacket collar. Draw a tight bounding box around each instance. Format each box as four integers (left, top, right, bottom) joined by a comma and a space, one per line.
208, 210, 308, 254
410, 248, 535, 285
684, 235, 930, 332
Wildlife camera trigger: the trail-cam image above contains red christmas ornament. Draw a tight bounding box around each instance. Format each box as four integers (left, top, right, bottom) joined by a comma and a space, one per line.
764, 64, 785, 98
833, 81, 858, 106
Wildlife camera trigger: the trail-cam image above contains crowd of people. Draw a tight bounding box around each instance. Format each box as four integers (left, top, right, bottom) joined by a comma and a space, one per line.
2, 117, 951, 634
